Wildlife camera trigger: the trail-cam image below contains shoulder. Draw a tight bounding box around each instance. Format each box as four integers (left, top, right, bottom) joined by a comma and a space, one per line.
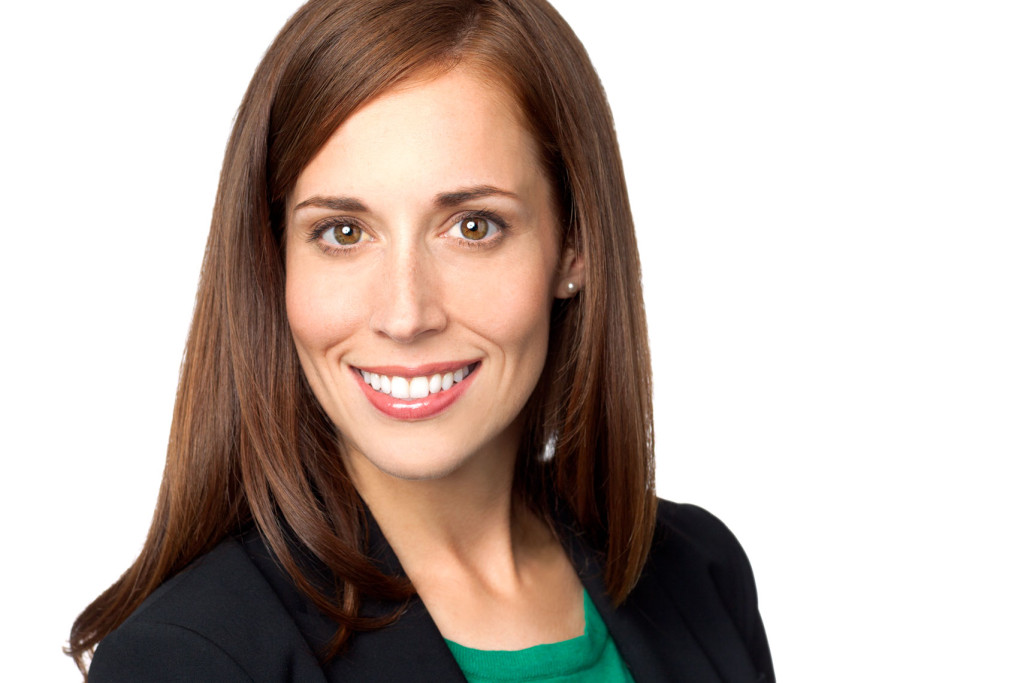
648, 500, 761, 613
645, 499, 775, 681
649, 501, 763, 621
652, 500, 755, 578
89, 537, 325, 682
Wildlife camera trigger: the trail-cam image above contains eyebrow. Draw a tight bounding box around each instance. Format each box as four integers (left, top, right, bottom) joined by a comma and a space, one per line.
434, 185, 520, 207
292, 196, 369, 213
292, 185, 519, 215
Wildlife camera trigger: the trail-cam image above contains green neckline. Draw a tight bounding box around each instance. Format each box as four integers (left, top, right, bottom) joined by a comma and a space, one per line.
444, 589, 608, 680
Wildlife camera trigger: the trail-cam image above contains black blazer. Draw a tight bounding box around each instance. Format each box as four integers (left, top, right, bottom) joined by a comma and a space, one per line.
90, 501, 773, 682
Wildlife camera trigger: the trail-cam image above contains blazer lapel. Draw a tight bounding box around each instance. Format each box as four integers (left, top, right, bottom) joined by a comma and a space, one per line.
561, 524, 725, 683
244, 518, 467, 682
315, 514, 467, 683
323, 597, 467, 682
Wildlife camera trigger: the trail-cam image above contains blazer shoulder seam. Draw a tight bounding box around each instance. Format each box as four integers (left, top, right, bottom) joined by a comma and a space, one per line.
144, 618, 256, 682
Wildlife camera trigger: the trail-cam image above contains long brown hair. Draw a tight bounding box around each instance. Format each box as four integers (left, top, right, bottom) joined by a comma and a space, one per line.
68, 0, 656, 675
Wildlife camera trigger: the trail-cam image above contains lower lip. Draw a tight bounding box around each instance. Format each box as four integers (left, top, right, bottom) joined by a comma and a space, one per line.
352, 365, 478, 421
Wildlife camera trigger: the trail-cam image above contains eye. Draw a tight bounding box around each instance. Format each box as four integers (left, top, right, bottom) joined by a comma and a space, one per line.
448, 215, 500, 242
321, 221, 364, 246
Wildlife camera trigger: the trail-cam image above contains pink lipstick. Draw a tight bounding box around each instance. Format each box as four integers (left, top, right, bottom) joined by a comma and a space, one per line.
351, 361, 480, 420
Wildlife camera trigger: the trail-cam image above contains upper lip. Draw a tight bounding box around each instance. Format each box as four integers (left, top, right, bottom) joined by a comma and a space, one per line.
351, 360, 479, 377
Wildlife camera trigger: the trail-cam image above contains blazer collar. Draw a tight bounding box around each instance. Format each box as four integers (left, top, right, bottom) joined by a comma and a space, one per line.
556, 508, 729, 683
247, 505, 743, 683
244, 514, 467, 683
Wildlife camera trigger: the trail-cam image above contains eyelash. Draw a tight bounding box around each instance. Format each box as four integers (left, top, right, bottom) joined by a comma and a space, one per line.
306, 210, 510, 256
447, 210, 509, 250
306, 218, 368, 256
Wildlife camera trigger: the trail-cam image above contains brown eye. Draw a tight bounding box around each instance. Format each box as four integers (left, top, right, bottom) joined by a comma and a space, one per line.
458, 217, 494, 241
323, 222, 362, 246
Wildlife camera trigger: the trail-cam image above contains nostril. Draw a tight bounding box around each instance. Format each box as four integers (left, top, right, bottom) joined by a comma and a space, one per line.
369, 278, 447, 343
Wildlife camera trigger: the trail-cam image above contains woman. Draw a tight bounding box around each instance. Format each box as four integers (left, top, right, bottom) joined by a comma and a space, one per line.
68, 0, 773, 681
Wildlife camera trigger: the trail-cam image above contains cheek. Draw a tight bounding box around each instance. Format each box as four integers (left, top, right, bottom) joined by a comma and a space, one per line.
285, 258, 365, 366
450, 254, 555, 363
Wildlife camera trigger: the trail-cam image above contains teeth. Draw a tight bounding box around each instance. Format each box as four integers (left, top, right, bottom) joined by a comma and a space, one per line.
409, 376, 429, 399
390, 376, 410, 399
359, 364, 474, 400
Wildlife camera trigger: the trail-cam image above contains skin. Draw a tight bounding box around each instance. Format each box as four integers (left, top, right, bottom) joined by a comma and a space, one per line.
284, 66, 586, 648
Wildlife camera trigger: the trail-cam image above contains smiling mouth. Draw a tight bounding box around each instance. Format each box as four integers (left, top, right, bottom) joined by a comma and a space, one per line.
354, 362, 479, 400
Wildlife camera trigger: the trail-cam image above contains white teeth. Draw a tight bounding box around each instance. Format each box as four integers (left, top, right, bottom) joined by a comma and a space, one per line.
409, 376, 429, 399
359, 364, 474, 399
390, 376, 410, 399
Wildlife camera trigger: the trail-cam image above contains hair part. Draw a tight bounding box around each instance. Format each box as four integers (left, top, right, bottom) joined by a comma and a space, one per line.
68, 0, 655, 676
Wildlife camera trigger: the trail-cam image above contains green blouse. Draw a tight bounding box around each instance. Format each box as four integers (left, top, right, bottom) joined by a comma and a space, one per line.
444, 590, 636, 682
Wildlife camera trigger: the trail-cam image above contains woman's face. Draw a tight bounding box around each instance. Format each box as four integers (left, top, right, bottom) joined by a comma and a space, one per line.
285, 67, 577, 482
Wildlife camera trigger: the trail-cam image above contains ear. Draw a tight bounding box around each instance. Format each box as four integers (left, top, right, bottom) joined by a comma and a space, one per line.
554, 245, 584, 299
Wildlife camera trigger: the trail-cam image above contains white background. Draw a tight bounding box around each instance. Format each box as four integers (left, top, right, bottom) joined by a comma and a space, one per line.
2, 1, 1021, 680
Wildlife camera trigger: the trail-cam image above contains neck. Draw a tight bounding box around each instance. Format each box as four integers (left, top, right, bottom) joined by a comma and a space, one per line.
344, 435, 549, 591
343, 429, 584, 650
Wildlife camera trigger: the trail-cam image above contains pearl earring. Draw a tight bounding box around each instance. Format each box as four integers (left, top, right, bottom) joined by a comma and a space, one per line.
567, 282, 577, 293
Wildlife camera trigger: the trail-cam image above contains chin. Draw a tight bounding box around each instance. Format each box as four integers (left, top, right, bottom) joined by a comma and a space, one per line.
371, 457, 464, 482
342, 440, 476, 483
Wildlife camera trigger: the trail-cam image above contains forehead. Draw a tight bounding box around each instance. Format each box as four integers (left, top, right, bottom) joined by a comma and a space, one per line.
290, 67, 544, 204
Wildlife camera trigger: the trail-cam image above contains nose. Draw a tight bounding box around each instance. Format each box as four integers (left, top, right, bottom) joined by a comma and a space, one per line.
369, 243, 447, 343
